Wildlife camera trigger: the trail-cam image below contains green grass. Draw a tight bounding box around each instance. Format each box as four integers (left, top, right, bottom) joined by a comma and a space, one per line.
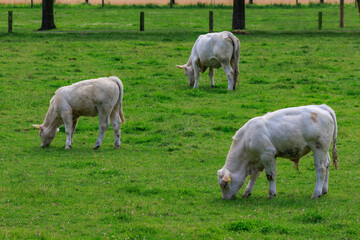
0, 4, 360, 239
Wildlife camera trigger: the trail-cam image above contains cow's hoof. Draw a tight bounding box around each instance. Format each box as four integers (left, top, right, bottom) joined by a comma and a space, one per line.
242, 192, 251, 198
93, 145, 100, 150
114, 144, 120, 149
267, 193, 276, 199
65, 145, 71, 150
311, 194, 321, 199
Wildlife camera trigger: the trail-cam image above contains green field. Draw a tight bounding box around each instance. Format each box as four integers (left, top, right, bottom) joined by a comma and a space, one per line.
1, 4, 360, 239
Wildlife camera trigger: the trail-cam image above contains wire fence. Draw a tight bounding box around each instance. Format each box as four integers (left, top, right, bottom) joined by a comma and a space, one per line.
0, 0, 357, 5
1, 3, 359, 33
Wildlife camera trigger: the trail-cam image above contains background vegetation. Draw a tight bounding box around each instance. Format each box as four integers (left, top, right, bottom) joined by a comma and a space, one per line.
0, 3, 359, 239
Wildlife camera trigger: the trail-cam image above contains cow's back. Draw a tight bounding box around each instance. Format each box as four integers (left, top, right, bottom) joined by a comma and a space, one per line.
57, 78, 119, 117
193, 31, 234, 67
236, 105, 335, 160
263, 105, 334, 136
263, 105, 334, 158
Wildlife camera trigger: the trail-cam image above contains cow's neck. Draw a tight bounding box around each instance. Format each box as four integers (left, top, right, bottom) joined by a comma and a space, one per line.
43, 103, 63, 130
224, 139, 248, 176
185, 57, 193, 67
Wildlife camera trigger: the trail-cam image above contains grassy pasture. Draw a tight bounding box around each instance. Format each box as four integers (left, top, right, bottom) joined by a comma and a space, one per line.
0, 4, 360, 239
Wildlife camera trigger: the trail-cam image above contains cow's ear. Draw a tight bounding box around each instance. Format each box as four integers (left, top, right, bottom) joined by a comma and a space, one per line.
176, 65, 186, 69
33, 124, 41, 130
222, 175, 231, 183
56, 128, 60, 133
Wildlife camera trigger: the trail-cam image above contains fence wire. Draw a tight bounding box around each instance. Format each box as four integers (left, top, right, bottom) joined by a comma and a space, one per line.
1, 4, 359, 33
0, 0, 357, 5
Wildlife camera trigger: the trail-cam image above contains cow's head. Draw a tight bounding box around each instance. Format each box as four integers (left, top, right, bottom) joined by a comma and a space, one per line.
176, 64, 195, 87
217, 168, 241, 200
33, 124, 59, 148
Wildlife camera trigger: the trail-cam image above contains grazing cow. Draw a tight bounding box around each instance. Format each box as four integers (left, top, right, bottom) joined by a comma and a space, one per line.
176, 31, 240, 90
33, 76, 125, 150
217, 104, 338, 200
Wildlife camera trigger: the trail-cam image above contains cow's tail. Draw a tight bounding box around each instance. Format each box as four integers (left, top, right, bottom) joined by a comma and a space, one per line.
227, 32, 240, 90
320, 104, 338, 169
109, 76, 125, 124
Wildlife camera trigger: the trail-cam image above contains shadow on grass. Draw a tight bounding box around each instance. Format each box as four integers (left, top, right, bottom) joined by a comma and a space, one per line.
209, 192, 328, 209
1, 31, 205, 42
2, 30, 360, 43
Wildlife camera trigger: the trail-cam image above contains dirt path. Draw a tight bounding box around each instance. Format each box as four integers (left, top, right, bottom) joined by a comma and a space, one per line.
1, 0, 354, 5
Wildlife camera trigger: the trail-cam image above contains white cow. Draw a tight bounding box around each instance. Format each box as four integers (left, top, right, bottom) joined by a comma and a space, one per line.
217, 104, 338, 200
177, 31, 240, 90
33, 76, 125, 150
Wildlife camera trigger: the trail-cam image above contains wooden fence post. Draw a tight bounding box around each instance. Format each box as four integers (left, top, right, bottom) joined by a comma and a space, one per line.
102, 0, 104, 7
340, 0, 344, 28
320, 0, 324, 4
8, 11, 13, 33
209, 11, 213, 33
140, 12, 144, 31
170, 0, 174, 8
318, 12, 322, 30
31, 0, 33, 8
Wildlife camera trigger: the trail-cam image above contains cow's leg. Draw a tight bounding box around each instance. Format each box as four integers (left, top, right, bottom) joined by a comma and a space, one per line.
261, 152, 277, 199
322, 152, 331, 196
110, 110, 121, 149
93, 109, 110, 149
231, 60, 239, 90
71, 118, 78, 146
242, 171, 261, 198
209, 68, 215, 87
192, 59, 200, 88
221, 63, 234, 90
61, 112, 73, 150
312, 149, 328, 199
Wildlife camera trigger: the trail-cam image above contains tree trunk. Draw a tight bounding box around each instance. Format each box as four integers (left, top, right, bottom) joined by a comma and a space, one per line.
39, 0, 56, 30
232, 0, 245, 30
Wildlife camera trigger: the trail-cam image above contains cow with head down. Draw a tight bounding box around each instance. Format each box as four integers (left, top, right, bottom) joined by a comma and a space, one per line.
177, 31, 240, 90
218, 104, 338, 200
33, 76, 125, 150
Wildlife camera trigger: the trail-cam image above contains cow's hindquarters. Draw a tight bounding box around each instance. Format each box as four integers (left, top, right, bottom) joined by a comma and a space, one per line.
228, 32, 240, 90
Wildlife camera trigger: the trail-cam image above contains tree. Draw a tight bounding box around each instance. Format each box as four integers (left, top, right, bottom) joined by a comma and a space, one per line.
39, 0, 56, 30
232, 0, 245, 30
